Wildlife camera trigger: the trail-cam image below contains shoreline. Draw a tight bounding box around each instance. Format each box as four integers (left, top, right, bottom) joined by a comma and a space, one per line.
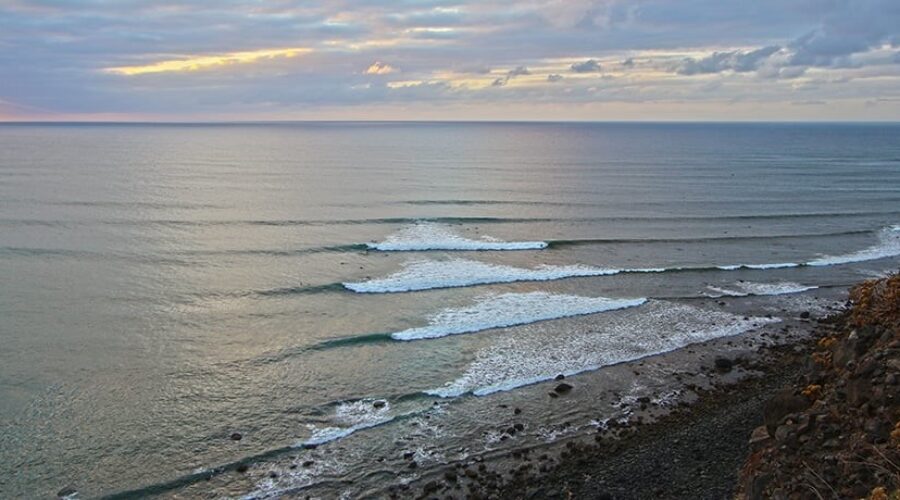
389, 275, 898, 500
391, 322, 825, 499
52, 285, 870, 499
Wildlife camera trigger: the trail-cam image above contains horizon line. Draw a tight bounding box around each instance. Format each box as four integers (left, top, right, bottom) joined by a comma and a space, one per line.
2, 119, 899, 126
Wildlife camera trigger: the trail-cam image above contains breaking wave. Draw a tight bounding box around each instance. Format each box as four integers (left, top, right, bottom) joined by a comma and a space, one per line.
367, 222, 547, 251
391, 292, 646, 340
426, 301, 780, 398
706, 281, 818, 297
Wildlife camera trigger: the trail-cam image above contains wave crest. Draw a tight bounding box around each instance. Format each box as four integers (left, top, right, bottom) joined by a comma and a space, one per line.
706, 281, 818, 297
392, 292, 646, 340
367, 222, 547, 251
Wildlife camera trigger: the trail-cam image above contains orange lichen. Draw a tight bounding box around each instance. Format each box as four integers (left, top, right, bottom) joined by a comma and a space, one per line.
869, 486, 888, 500
812, 351, 831, 367
802, 384, 822, 400
817, 336, 837, 348
848, 274, 900, 331
891, 421, 900, 444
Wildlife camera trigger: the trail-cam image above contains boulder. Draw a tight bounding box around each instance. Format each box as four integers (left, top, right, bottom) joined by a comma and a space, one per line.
554, 383, 573, 394
763, 391, 810, 436
748, 425, 772, 451
57, 486, 77, 498
846, 377, 871, 406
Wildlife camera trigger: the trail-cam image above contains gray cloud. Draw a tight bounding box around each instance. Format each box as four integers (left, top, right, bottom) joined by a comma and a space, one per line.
674, 46, 780, 75
507, 66, 531, 78
571, 59, 602, 72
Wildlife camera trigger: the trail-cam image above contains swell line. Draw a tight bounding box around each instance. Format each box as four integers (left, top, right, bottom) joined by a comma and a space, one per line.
249, 333, 394, 366
2, 210, 899, 228
546, 229, 873, 247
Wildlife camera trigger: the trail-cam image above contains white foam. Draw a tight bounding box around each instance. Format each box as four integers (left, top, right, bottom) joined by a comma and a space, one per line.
716, 262, 800, 270
706, 281, 818, 297
368, 222, 547, 251
806, 225, 900, 266
343, 258, 652, 293
345, 226, 900, 294
299, 399, 393, 447
391, 292, 646, 340
426, 301, 780, 397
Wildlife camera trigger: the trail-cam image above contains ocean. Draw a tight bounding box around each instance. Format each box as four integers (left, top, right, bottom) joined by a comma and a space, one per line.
0, 122, 898, 498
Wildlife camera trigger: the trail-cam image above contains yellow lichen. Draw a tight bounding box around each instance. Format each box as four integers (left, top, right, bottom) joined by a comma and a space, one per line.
817, 336, 837, 348
848, 274, 900, 331
870, 486, 888, 500
802, 384, 822, 400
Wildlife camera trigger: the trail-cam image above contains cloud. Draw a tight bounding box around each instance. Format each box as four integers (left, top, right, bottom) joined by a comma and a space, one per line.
570, 59, 602, 72
492, 65, 530, 86
674, 46, 780, 75
787, 0, 900, 67
365, 61, 396, 75
0, 0, 897, 119
507, 66, 531, 78
104, 47, 311, 75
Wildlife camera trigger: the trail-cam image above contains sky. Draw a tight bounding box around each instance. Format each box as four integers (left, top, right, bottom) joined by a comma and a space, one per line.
1, 0, 899, 121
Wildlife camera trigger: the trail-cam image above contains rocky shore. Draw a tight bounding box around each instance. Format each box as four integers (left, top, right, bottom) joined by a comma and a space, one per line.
737, 273, 899, 500
395, 274, 898, 500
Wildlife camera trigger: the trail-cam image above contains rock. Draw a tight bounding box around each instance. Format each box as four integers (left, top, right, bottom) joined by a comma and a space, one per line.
846, 377, 871, 406
747, 474, 771, 500
230, 432, 243, 441
57, 486, 77, 498
373, 400, 387, 409
714, 357, 734, 373
554, 383, 573, 394
864, 418, 890, 443
423, 481, 440, 494
833, 336, 862, 368
748, 425, 772, 451
774, 424, 797, 446
763, 391, 810, 436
